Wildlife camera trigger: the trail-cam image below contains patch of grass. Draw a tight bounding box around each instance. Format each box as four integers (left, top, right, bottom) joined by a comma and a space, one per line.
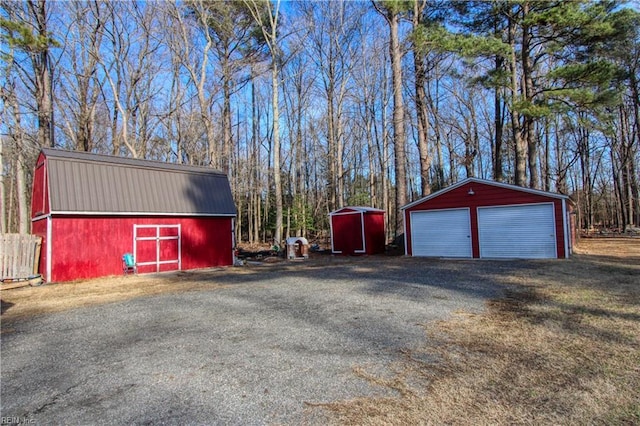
0, 270, 231, 327
0, 254, 359, 327
320, 238, 640, 425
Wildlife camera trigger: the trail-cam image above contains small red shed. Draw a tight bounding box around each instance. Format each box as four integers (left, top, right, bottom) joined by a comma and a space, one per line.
31, 148, 237, 282
329, 207, 385, 255
402, 178, 574, 259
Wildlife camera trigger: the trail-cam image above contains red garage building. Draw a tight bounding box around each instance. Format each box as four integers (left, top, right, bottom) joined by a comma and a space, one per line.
402, 178, 574, 259
329, 207, 385, 255
31, 148, 237, 283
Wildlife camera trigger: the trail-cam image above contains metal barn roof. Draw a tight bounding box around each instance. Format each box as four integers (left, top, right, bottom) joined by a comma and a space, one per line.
42, 148, 237, 216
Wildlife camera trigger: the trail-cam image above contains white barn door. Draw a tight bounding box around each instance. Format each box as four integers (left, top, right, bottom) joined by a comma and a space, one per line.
133, 224, 182, 272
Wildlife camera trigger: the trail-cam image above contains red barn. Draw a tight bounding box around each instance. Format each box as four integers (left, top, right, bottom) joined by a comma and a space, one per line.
402, 178, 574, 259
31, 148, 237, 283
329, 207, 385, 255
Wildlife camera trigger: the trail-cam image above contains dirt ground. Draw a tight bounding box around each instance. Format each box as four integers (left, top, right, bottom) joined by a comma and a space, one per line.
0, 252, 358, 322
322, 237, 640, 424
573, 235, 640, 257
1, 238, 638, 323
1, 244, 498, 424
1, 237, 638, 424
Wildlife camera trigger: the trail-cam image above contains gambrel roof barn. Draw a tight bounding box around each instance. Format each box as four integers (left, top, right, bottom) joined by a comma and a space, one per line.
32, 148, 237, 282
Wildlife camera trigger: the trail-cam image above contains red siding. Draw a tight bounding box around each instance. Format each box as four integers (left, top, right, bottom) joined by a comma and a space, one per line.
331, 213, 364, 255
31, 153, 49, 218
404, 181, 568, 258
31, 218, 48, 277
47, 216, 233, 282
363, 212, 386, 255
331, 210, 385, 255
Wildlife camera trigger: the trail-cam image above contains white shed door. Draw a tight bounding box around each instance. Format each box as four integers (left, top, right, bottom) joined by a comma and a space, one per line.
410, 209, 472, 257
478, 203, 556, 259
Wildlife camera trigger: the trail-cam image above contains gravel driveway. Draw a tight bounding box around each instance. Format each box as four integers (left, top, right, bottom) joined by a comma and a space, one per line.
1, 256, 510, 425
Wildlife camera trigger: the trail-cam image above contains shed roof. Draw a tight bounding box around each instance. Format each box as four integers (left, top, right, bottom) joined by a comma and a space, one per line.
329, 206, 385, 215
401, 177, 570, 210
42, 148, 236, 216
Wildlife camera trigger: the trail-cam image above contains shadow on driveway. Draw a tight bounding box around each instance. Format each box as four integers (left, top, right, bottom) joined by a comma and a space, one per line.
1, 256, 538, 424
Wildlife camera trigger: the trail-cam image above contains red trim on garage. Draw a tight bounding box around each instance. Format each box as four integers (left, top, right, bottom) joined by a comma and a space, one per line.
403, 179, 573, 259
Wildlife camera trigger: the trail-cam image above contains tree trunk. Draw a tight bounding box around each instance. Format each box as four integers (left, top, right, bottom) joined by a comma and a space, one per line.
295, 79, 305, 236
389, 9, 407, 234
508, 12, 526, 186
222, 56, 232, 174
578, 122, 593, 230
5, 85, 30, 233
554, 116, 568, 194
271, 51, 283, 246
521, 2, 539, 189
327, 78, 337, 211
543, 118, 551, 191
379, 62, 390, 240
243, 0, 282, 244
611, 137, 625, 229
628, 69, 640, 225
16, 152, 29, 234
427, 64, 444, 190
29, 0, 55, 148
494, 56, 504, 182
0, 136, 5, 233
251, 72, 261, 243
413, 0, 430, 197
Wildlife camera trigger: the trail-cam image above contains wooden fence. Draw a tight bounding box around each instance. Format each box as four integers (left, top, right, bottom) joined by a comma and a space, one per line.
0, 234, 42, 280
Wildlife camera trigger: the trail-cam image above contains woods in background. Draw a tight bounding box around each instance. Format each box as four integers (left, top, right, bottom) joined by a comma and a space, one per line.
2, 0, 639, 243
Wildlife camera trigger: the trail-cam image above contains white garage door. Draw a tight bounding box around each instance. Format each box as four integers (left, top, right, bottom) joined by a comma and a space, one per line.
478, 203, 557, 259
410, 209, 472, 257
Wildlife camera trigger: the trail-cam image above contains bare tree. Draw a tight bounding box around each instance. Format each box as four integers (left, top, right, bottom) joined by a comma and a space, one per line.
303, 1, 363, 211
505, 4, 527, 187
0, 0, 57, 149
374, 1, 408, 235
165, 0, 220, 165
243, 0, 283, 246
185, 0, 264, 173
0, 2, 52, 233
0, 135, 4, 233
57, 0, 106, 152
98, 1, 157, 157
411, 0, 431, 196
23, 0, 55, 148
0, 79, 31, 233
